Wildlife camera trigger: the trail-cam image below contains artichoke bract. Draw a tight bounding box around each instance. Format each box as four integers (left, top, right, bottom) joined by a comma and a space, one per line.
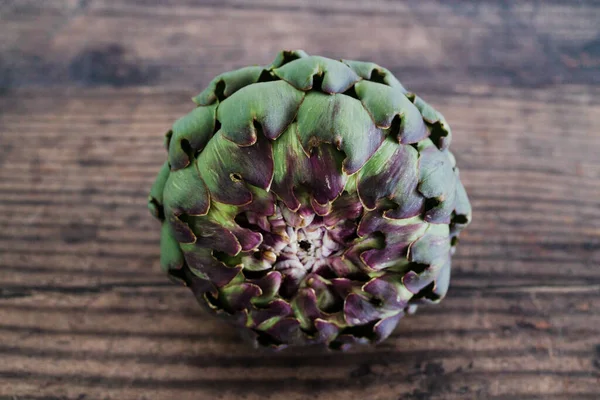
148, 50, 471, 350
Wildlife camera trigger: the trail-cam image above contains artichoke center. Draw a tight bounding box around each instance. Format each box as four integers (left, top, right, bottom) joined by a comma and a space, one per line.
276, 223, 343, 274
246, 200, 358, 296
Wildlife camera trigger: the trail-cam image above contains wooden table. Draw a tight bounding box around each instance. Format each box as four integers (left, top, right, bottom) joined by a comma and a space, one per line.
1, 1, 599, 399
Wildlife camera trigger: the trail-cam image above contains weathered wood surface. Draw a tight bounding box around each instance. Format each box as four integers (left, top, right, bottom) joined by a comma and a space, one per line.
0, 1, 599, 399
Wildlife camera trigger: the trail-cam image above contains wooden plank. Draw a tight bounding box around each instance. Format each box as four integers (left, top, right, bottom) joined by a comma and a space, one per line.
1, 1, 599, 90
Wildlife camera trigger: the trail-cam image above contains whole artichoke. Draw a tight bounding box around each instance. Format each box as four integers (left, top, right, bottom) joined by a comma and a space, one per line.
148, 50, 471, 350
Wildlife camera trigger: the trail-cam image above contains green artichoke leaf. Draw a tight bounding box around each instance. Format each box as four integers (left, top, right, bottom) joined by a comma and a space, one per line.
341, 59, 406, 92
189, 196, 270, 255
404, 224, 451, 295
268, 49, 309, 69
273, 56, 360, 94
196, 131, 273, 206
159, 222, 184, 274
355, 80, 428, 144
192, 65, 265, 106
445, 149, 457, 169
271, 122, 347, 213
356, 214, 429, 271
357, 136, 424, 219
296, 92, 384, 174
187, 214, 243, 256
409, 223, 451, 270
148, 161, 170, 220
417, 139, 457, 224
168, 104, 217, 170
429, 256, 451, 302
409, 94, 452, 150
163, 164, 210, 243
342, 235, 384, 275
451, 168, 473, 235
217, 81, 305, 146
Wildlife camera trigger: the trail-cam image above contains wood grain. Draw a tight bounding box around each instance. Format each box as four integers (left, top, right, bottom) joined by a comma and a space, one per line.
1, 1, 599, 399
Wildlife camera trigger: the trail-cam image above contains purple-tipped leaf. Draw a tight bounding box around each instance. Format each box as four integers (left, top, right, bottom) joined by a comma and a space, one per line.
197, 131, 274, 206
296, 92, 384, 174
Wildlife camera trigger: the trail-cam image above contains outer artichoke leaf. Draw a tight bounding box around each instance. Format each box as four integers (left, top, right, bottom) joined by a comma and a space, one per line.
248, 299, 293, 327
451, 171, 472, 234
273, 55, 360, 94
163, 164, 210, 243
363, 275, 413, 310
257, 317, 302, 345
430, 257, 451, 300
373, 313, 403, 343
148, 161, 170, 220
357, 213, 428, 271
331, 334, 370, 351
268, 49, 310, 69
296, 92, 384, 174
192, 66, 265, 106
409, 94, 452, 150
189, 200, 264, 255
181, 244, 242, 287
357, 137, 424, 218
217, 81, 305, 145
188, 217, 242, 255
409, 224, 451, 267
355, 80, 428, 144
341, 59, 406, 92
271, 122, 346, 211
314, 318, 340, 344
417, 139, 457, 224
159, 222, 184, 274
344, 293, 380, 325
403, 258, 451, 298
404, 224, 451, 294
182, 264, 215, 297
168, 104, 217, 170
219, 282, 262, 312
197, 131, 274, 206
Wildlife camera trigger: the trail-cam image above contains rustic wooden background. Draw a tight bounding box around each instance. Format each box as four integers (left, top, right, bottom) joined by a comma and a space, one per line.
1, 1, 599, 399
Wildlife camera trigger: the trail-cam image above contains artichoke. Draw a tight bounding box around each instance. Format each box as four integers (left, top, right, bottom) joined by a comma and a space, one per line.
148, 50, 471, 350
